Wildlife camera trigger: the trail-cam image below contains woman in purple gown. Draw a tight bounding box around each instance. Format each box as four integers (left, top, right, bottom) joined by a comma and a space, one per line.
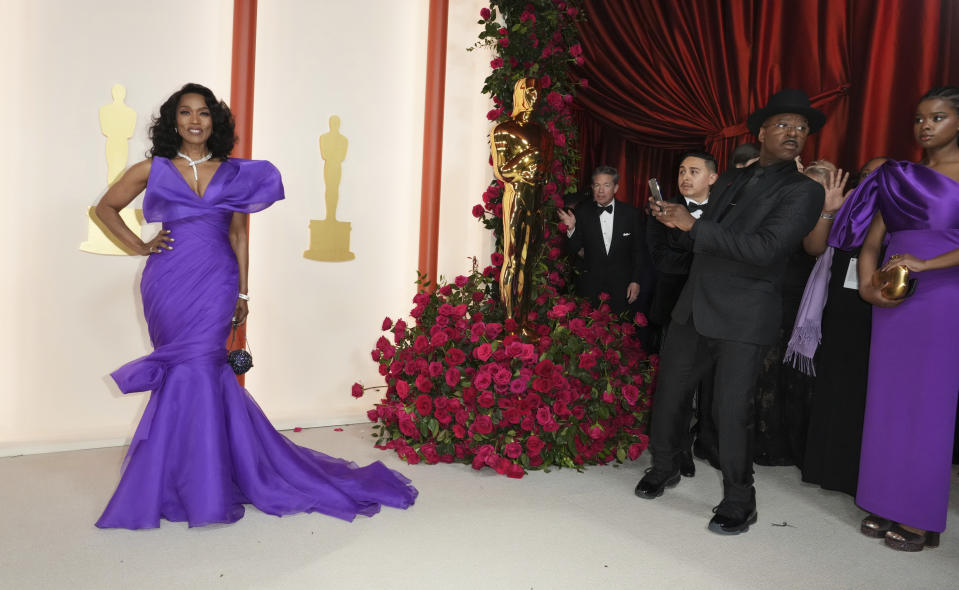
93, 83, 417, 529
832, 86, 959, 551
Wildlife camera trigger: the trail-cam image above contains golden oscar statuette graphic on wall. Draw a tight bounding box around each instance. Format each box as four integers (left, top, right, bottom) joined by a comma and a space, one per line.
304, 115, 355, 261
80, 83, 144, 255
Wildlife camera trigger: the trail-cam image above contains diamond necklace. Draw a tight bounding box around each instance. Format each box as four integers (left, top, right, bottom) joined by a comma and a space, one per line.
176, 151, 213, 189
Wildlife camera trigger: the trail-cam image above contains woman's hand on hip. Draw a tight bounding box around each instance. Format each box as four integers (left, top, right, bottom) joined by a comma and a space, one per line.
141, 230, 174, 255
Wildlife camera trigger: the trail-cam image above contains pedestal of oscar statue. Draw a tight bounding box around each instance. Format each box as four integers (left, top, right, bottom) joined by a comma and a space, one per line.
303, 218, 355, 261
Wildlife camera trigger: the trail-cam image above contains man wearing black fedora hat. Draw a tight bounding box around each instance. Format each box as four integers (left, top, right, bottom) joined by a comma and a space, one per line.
636, 89, 826, 535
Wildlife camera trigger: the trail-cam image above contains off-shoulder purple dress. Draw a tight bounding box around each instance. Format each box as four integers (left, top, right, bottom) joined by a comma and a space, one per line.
831, 161, 959, 532
96, 157, 417, 529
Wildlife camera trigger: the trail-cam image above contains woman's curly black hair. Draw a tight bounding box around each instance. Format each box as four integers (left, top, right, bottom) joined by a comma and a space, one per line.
148, 83, 236, 160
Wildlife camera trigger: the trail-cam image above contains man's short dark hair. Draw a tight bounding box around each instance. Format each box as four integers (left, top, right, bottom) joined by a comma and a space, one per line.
680, 151, 718, 174
592, 165, 619, 184
731, 143, 760, 167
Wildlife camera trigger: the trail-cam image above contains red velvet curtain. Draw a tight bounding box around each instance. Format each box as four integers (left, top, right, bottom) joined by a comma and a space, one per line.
574, 0, 959, 206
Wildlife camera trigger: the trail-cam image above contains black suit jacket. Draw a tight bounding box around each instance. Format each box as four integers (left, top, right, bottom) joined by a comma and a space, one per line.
567, 199, 652, 313
670, 161, 824, 346
646, 195, 697, 326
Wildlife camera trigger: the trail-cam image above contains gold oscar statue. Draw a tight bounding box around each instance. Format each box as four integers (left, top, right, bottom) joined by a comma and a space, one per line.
304, 115, 355, 261
490, 78, 553, 335
80, 83, 144, 255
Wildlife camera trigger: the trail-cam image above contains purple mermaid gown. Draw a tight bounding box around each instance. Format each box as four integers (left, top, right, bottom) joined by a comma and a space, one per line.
96, 157, 417, 529
832, 161, 959, 533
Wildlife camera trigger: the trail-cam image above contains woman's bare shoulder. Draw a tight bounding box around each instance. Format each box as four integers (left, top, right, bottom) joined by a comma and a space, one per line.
126, 158, 153, 180
108, 158, 154, 195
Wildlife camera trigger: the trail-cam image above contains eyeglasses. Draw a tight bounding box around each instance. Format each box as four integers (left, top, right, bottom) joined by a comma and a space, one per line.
767, 122, 809, 135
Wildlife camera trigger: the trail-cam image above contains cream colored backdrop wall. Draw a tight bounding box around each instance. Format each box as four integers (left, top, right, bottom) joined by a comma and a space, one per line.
246, 0, 494, 429
0, 0, 234, 455
0, 0, 496, 454
438, 1, 497, 283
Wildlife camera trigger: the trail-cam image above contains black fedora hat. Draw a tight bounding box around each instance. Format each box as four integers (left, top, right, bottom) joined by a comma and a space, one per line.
746, 89, 826, 136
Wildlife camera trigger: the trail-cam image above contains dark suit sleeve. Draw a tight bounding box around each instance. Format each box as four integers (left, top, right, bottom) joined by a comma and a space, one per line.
629, 208, 648, 284
668, 229, 695, 257
646, 212, 671, 269
565, 203, 587, 255
689, 181, 824, 266
647, 198, 691, 272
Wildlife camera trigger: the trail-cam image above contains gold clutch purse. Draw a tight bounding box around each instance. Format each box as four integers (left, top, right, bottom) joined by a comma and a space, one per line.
872, 265, 917, 299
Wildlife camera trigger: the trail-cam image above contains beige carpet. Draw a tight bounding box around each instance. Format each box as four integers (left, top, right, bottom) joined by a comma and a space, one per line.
1, 423, 957, 589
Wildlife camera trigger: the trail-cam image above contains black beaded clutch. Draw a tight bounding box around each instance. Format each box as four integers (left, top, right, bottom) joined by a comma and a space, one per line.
228, 324, 254, 375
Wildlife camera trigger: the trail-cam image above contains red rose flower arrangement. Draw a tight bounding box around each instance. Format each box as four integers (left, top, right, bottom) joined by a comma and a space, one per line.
472, 1, 586, 255
364, 262, 653, 478
358, 1, 653, 478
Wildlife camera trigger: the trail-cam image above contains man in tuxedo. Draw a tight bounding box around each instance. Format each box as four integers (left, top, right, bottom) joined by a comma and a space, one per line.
635, 89, 826, 535
647, 152, 718, 331
646, 152, 720, 477
558, 166, 651, 316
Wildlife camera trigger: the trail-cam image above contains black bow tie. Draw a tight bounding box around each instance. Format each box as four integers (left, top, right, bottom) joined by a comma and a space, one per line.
686, 202, 706, 213
597, 203, 613, 214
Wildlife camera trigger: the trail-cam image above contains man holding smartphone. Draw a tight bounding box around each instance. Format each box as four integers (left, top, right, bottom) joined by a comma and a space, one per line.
645, 153, 720, 477
635, 90, 825, 535
646, 153, 719, 330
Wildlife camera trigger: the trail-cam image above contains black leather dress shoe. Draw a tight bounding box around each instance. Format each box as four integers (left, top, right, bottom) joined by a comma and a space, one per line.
634, 468, 681, 499
708, 508, 758, 535
679, 450, 695, 477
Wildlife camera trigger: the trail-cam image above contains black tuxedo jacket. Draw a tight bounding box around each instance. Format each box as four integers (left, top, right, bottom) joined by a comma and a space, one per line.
670, 160, 824, 346
568, 199, 651, 313
646, 195, 698, 326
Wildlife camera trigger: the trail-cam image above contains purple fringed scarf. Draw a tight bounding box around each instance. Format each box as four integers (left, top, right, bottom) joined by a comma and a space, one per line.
782, 161, 889, 375
783, 246, 834, 375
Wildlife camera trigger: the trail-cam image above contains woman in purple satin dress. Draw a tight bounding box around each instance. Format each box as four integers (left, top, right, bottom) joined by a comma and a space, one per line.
831, 86, 959, 551
93, 83, 417, 529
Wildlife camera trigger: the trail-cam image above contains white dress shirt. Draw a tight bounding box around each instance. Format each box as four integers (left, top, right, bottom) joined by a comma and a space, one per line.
566, 200, 615, 253
598, 200, 614, 253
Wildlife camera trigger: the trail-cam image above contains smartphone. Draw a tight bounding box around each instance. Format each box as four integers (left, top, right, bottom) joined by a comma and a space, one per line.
648, 178, 664, 202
